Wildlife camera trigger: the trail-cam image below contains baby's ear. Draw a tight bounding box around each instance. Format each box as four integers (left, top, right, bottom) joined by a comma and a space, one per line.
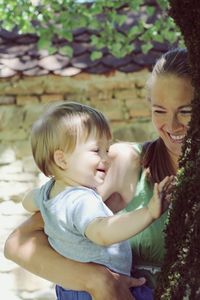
54, 150, 67, 170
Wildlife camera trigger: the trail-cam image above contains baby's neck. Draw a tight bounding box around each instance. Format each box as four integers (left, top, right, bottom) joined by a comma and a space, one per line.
49, 179, 94, 198
50, 179, 72, 198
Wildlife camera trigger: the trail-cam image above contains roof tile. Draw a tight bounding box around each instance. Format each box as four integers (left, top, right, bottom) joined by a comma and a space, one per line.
118, 63, 143, 73
23, 67, 49, 76
71, 52, 99, 69
86, 63, 111, 74
0, 44, 34, 56
0, 28, 19, 40
102, 54, 132, 68
74, 32, 91, 43
71, 42, 90, 56
54, 67, 81, 76
0, 3, 176, 77
38, 54, 70, 70
0, 57, 38, 71
0, 66, 17, 77
28, 48, 49, 58
17, 35, 38, 44
132, 51, 161, 67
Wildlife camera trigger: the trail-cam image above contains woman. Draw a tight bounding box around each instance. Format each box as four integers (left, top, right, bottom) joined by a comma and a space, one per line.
4, 48, 193, 299
124, 47, 193, 288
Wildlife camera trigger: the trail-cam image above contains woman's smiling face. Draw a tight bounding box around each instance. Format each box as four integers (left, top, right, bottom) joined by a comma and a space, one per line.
150, 74, 194, 159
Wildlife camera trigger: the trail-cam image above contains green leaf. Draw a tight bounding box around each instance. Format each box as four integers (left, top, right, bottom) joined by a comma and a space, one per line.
109, 42, 124, 58
60, 29, 73, 42
128, 26, 142, 39
141, 42, 153, 54
152, 33, 164, 43
90, 51, 103, 61
48, 46, 57, 55
90, 3, 103, 15
59, 45, 73, 58
146, 6, 155, 17
38, 37, 52, 50
89, 19, 100, 30
130, 0, 143, 10
156, 0, 169, 10
117, 15, 127, 26
91, 35, 99, 46
91, 35, 105, 49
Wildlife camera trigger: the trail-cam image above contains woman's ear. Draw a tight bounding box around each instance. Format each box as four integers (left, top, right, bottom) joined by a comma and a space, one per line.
54, 150, 67, 170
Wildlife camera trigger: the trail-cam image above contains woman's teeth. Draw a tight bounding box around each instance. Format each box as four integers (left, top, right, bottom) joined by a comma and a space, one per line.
169, 134, 185, 142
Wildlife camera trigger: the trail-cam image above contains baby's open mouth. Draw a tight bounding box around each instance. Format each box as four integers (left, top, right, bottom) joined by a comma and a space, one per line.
97, 169, 106, 173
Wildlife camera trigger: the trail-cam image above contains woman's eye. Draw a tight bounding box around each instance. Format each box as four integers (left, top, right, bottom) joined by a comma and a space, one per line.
179, 110, 192, 115
153, 110, 166, 114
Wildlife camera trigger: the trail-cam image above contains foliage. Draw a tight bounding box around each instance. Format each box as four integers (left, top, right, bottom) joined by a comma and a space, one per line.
0, 0, 183, 59
155, 1, 200, 299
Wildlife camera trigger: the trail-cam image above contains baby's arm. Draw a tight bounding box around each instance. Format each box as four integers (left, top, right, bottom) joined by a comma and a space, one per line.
86, 176, 173, 246
22, 189, 39, 213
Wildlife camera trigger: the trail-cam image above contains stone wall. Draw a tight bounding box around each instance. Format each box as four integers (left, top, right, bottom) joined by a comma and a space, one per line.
0, 70, 157, 300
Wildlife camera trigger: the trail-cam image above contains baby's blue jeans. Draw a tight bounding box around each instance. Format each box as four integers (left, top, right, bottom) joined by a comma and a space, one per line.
56, 284, 153, 300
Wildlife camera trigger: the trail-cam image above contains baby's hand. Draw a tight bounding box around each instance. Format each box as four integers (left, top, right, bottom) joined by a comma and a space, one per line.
158, 175, 176, 212
147, 176, 175, 219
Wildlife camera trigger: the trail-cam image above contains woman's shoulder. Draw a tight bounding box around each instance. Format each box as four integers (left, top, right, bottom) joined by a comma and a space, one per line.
130, 142, 143, 154
110, 142, 143, 159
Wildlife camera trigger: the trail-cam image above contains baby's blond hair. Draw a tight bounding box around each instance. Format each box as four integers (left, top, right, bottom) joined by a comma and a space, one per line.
31, 101, 112, 177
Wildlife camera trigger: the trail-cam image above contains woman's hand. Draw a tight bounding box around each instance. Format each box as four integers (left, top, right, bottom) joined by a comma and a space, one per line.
98, 142, 141, 211
88, 267, 146, 300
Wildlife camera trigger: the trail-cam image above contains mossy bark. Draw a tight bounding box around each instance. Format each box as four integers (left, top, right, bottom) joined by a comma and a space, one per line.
155, 1, 200, 299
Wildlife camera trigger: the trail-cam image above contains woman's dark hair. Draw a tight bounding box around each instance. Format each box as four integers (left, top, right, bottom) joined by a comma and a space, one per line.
142, 138, 175, 184
143, 48, 192, 184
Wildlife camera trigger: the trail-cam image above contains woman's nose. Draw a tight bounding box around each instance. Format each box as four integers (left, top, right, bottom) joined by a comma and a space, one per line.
167, 115, 183, 132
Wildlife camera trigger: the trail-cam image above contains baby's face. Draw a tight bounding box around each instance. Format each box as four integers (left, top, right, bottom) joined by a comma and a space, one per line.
64, 134, 111, 189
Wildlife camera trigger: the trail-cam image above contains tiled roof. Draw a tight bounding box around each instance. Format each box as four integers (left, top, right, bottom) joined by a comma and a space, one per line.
0, 4, 176, 78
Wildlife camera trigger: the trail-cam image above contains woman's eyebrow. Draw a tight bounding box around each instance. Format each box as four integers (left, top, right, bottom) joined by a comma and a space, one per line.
152, 105, 192, 109
152, 105, 166, 109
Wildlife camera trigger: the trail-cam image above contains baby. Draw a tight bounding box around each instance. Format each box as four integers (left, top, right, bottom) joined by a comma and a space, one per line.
23, 101, 173, 300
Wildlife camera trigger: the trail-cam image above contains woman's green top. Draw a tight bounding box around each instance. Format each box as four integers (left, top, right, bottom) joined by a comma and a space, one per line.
125, 143, 168, 268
